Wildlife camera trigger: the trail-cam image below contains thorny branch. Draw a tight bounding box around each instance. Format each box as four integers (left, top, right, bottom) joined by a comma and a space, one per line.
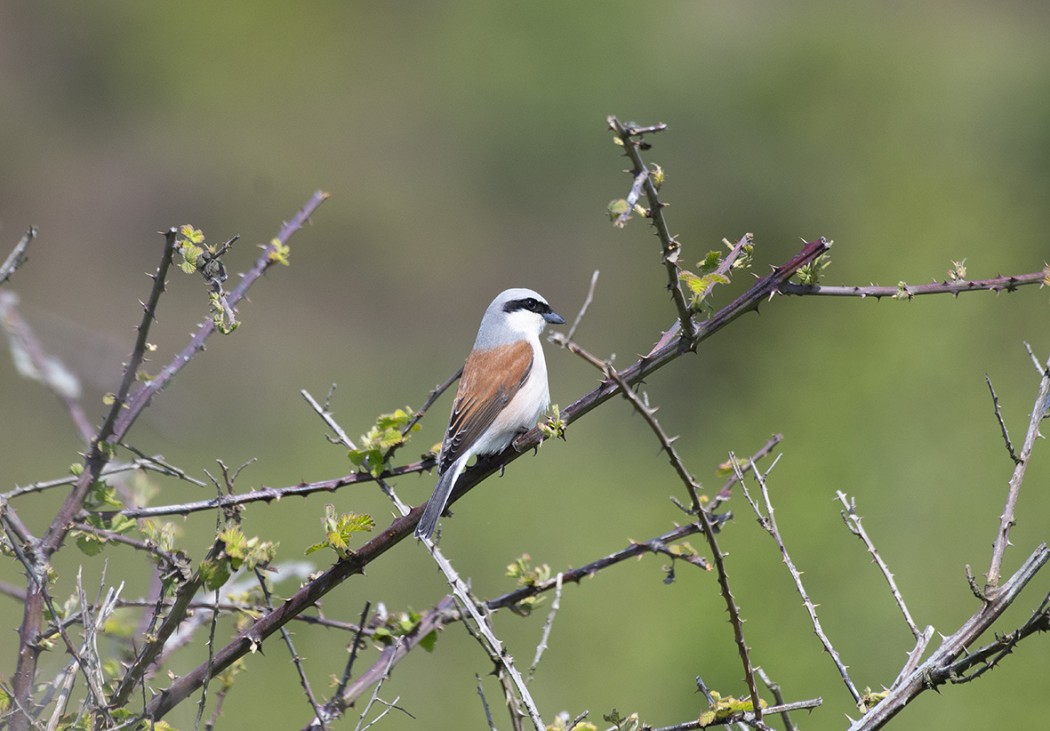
4, 115, 1048, 731
985, 374, 1020, 464
6, 191, 328, 731
780, 269, 1047, 299
985, 345, 1050, 593
421, 535, 544, 731
836, 491, 924, 640
850, 543, 1049, 730
608, 115, 694, 339
555, 324, 765, 720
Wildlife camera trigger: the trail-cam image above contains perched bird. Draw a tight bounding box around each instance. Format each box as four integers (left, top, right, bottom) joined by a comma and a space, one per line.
415, 288, 564, 540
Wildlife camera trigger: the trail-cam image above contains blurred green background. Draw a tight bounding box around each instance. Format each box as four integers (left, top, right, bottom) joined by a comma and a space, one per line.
2, 2, 1048, 729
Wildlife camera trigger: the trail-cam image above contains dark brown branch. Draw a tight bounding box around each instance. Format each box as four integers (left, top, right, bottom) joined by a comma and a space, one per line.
144, 240, 826, 723
11, 194, 328, 731
114, 191, 330, 440
111, 461, 432, 519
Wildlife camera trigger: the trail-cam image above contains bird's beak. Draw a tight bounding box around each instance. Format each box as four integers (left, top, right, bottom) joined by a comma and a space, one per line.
544, 310, 566, 325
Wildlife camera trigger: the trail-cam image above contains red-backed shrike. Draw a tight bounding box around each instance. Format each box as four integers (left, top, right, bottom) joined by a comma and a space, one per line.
415, 288, 564, 540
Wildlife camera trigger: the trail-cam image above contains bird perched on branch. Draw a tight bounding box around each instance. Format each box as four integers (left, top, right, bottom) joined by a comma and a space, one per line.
415, 288, 564, 540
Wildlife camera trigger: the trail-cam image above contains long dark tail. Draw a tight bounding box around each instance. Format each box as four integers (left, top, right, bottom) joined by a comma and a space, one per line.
415, 461, 463, 539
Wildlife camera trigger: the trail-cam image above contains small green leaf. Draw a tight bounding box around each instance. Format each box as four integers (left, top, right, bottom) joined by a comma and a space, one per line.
679, 270, 730, 311
347, 407, 417, 477
306, 505, 375, 559
649, 162, 665, 190
75, 532, 105, 556
179, 225, 205, 244
794, 248, 833, 286
608, 198, 630, 221
200, 557, 231, 591
418, 629, 438, 653
219, 525, 277, 571
697, 690, 766, 727
696, 250, 723, 275
267, 239, 291, 266
538, 404, 566, 441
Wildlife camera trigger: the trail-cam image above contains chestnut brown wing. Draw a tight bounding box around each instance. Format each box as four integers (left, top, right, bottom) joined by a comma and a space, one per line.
440, 341, 533, 473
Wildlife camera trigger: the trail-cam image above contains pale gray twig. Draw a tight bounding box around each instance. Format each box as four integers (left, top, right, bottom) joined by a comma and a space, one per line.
0, 227, 35, 285
302, 387, 357, 450
564, 269, 599, 342
836, 491, 923, 640
476, 674, 498, 731
852, 544, 1049, 730
985, 346, 1050, 593
756, 667, 797, 731
420, 535, 544, 731
984, 375, 1020, 464
780, 269, 1046, 299
527, 572, 563, 681
736, 456, 863, 705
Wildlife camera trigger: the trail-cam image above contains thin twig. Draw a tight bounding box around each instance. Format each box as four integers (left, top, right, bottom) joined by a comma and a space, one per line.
890, 626, 935, 691
984, 375, 1020, 464
985, 346, 1050, 593
608, 115, 694, 339
254, 567, 326, 726
302, 388, 358, 450
564, 269, 599, 342
836, 491, 922, 639
756, 668, 797, 731
737, 457, 863, 705
571, 341, 761, 717
353, 648, 407, 731
0, 291, 93, 442
708, 433, 783, 512
780, 269, 1046, 299
420, 535, 544, 731
111, 462, 430, 519
3, 456, 205, 502
648, 698, 822, 731
0, 227, 35, 285
326, 601, 372, 722
527, 572, 563, 681
852, 544, 1049, 730
476, 674, 498, 731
